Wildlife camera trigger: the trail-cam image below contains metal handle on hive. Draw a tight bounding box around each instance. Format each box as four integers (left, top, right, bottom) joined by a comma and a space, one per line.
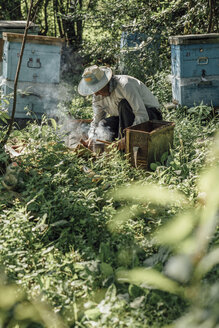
27, 58, 42, 68
197, 57, 208, 65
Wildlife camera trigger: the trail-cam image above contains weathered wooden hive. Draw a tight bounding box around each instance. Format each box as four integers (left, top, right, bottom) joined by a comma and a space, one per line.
1, 32, 64, 120
169, 34, 219, 108
125, 120, 175, 170
0, 20, 39, 75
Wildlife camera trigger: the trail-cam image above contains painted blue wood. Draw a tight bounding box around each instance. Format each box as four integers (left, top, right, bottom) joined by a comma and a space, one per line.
2, 82, 58, 119
120, 31, 161, 51
3, 41, 62, 83
0, 21, 39, 75
171, 43, 219, 78
170, 34, 219, 106
1, 32, 63, 119
171, 76, 219, 107
120, 32, 146, 48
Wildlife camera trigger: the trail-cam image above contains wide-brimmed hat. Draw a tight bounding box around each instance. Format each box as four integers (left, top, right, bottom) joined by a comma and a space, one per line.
78, 65, 112, 96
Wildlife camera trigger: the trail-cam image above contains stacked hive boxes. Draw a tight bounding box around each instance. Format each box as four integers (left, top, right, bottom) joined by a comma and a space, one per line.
169, 34, 219, 108
1, 32, 64, 120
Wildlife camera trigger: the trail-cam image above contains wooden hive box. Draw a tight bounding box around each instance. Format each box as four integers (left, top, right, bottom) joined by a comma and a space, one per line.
2, 32, 64, 84
0, 21, 39, 75
2, 81, 59, 119
169, 33, 219, 107
1, 33, 64, 120
125, 120, 175, 170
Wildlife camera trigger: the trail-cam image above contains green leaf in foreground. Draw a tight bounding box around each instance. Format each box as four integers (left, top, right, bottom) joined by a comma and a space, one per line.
155, 211, 198, 247
113, 183, 188, 206
50, 118, 57, 131
116, 267, 183, 296
194, 247, 219, 279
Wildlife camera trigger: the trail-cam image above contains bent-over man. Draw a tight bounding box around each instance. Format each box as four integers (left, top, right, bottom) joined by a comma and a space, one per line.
78, 65, 162, 150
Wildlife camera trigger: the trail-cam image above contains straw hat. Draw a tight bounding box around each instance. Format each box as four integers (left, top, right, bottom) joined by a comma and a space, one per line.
78, 65, 112, 96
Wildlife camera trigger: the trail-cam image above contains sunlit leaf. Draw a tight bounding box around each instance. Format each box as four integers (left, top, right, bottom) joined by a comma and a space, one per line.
113, 183, 187, 206
108, 205, 142, 231
50, 220, 69, 227
198, 166, 219, 224
85, 307, 101, 320
0, 285, 24, 309
14, 302, 40, 321
155, 211, 196, 246
116, 268, 183, 295
50, 118, 57, 131
195, 247, 219, 279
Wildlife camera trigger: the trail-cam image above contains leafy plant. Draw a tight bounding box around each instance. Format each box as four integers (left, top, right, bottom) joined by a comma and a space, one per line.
0, 270, 65, 327
0, 68, 219, 327
112, 133, 219, 328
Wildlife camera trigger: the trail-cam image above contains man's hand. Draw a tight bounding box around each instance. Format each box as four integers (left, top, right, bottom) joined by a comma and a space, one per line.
80, 138, 93, 149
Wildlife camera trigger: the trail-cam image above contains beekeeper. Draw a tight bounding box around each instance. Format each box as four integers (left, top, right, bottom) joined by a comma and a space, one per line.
78, 65, 162, 150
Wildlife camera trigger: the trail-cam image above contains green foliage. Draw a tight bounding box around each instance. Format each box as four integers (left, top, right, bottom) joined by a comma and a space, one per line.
0, 0, 23, 20
0, 271, 65, 327
0, 110, 10, 125
0, 99, 218, 327
67, 96, 93, 119
112, 132, 219, 328
78, 0, 219, 79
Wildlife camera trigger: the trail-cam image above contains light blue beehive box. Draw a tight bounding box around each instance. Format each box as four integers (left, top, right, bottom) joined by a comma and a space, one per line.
119, 26, 161, 75
2, 32, 64, 119
0, 21, 39, 75
169, 34, 219, 107
2, 82, 59, 119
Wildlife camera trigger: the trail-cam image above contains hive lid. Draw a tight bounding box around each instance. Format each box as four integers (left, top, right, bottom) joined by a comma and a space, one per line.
2, 32, 64, 46
169, 33, 219, 45
0, 20, 39, 30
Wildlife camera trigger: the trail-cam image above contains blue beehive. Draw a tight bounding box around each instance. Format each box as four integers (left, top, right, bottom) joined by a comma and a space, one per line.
169, 34, 219, 107
120, 31, 146, 48
2, 82, 58, 119
0, 21, 39, 75
119, 28, 161, 75
1, 32, 64, 119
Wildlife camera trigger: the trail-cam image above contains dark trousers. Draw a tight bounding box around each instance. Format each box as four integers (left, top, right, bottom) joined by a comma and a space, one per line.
103, 99, 162, 140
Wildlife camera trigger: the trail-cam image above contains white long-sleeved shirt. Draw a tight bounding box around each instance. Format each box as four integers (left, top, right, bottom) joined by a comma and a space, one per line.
89, 75, 160, 137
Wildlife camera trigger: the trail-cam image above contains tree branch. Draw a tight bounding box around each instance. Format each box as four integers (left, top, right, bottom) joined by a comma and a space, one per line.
0, 0, 35, 148
207, 0, 214, 33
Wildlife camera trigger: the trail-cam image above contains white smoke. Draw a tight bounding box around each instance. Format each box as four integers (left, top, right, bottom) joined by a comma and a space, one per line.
58, 115, 90, 148
88, 119, 113, 142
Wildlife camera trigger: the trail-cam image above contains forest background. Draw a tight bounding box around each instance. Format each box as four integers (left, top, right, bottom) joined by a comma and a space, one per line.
0, 0, 219, 327
1, 0, 219, 79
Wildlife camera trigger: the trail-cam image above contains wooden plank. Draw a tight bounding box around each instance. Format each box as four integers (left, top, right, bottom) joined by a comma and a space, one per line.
2, 32, 65, 46
169, 33, 219, 45
0, 20, 38, 28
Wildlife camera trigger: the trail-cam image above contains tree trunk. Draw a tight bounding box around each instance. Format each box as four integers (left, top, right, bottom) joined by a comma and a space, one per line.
54, 0, 64, 38
208, 0, 214, 33
43, 0, 50, 35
